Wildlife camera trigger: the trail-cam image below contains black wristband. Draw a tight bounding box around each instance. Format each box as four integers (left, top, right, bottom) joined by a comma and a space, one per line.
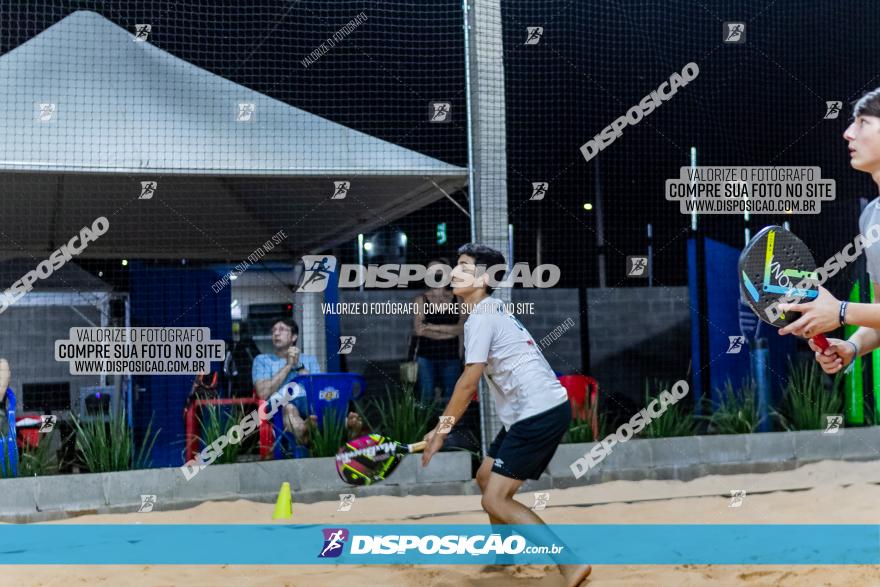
839, 301, 849, 326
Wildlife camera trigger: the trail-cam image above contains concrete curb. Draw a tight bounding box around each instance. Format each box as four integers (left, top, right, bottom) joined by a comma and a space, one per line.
537, 426, 880, 490
2, 427, 878, 522
0, 451, 472, 523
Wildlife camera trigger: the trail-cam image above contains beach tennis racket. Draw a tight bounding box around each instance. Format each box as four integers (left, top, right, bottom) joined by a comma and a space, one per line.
738, 225, 830, 351
335, 434, 426, 486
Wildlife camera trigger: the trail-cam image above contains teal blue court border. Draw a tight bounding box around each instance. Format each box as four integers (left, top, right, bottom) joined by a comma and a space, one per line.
0, 525, 877, 564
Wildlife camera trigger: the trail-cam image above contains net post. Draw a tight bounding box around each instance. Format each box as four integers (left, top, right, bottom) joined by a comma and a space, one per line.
464, 0, 508, 457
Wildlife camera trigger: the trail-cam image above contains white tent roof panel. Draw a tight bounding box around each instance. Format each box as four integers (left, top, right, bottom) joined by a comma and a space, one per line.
0, 11, 468, 259
0, 11, 466, 176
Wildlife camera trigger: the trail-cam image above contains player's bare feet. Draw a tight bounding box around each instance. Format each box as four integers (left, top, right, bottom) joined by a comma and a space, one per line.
563, 564, 592, 586
479, 564, 506, 573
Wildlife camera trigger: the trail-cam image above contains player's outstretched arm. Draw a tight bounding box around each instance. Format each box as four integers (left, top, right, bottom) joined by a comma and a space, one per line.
836, 301, 880, 331
422, 362, 483, 466
780, 284, 880, 337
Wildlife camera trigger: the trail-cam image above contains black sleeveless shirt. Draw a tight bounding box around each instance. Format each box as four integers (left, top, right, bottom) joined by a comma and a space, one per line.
415, 294, 460, 360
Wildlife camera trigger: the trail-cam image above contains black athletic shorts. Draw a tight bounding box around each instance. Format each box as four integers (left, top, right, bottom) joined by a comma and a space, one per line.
487, 400, 571, 481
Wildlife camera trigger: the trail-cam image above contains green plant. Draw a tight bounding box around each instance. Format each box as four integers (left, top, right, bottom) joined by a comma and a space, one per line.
864, 401, 876, 427
358, 383, 434, 443
641, 379, 699, 438
702, 378, 763, 434
196, 404, 245, 464
774, 358, 843, 431
71, 409, 160, 472
18, 430, 60, 477
563, 393, 606, 443
565, 418, 592, 444
306, 407, 348, 458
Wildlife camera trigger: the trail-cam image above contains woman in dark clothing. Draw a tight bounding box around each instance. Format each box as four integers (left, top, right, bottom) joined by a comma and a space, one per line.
413, 259, 465, 406
0, 359, 8, 406
0, 359, 8, 427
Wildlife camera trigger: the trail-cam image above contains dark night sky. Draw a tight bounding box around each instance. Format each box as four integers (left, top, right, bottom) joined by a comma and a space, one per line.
3, 1, 880, 293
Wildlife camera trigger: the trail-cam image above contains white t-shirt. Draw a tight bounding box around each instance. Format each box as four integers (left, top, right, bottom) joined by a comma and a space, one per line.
858, 197, 880, 284
464, 296, 568, 429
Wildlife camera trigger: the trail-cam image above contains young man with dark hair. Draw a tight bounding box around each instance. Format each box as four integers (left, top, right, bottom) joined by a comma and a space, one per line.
421, 243, 591, 586
780, 89, 880, 374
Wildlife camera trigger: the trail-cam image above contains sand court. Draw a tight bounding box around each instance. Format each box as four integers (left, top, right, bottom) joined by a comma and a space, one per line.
2, 460, 877, 586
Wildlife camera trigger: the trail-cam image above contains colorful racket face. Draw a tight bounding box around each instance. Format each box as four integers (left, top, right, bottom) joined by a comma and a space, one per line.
335, 434, 404, 486
738, 225, 819, 328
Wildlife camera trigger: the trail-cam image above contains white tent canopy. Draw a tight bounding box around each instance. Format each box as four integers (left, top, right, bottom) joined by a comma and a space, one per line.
0, 11, 467, 259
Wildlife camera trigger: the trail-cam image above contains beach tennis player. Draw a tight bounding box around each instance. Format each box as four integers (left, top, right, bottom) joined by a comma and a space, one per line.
778, 89, 880, 373
420, 243, 591, 587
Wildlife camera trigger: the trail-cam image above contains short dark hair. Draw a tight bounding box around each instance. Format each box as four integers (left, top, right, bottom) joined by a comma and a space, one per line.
272, 317, 299, 336
427, 256, 451, 267
456, 242, 507, 293
853, 89, 880, 118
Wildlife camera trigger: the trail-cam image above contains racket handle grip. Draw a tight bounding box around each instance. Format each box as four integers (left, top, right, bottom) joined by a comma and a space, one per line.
407, 441, 427, 453
811, 334, 830, 352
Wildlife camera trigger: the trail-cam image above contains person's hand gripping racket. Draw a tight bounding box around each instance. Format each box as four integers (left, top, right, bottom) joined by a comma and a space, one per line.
777, 285, 842, 340
421, 427, 446, 467
777, 285, 855, 372
806, 336, 857, 374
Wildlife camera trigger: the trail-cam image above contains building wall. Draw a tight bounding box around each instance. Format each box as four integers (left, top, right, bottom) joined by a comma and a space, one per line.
0, 305, 102, 409
337, 288, 583, 387
229, 280, 689, 409
586, 286, 691, 410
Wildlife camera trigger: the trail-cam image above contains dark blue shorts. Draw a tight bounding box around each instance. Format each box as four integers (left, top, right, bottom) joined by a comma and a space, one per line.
487, 400, 571, 480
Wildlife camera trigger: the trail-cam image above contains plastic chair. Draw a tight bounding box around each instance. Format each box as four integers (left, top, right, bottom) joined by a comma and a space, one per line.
15, 413, 44, 451
558, 375, 599, 440
0, 389, 19, 477
271, 373, 366, 460
256, 392, 273, 460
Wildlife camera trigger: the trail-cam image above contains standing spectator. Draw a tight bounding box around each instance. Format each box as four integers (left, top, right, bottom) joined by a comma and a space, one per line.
0, 358, 10, 434
413, 258, 465, 407
0, 358, 9, 406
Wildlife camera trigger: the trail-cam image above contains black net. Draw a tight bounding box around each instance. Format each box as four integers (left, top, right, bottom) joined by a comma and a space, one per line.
0, 0, 877, 478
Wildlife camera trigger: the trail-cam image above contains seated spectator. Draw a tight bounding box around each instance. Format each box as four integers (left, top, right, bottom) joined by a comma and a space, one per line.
252, 318, 362, 449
